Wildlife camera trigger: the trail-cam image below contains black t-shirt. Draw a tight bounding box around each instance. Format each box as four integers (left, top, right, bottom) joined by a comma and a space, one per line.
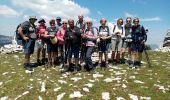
64, 26, 81, 46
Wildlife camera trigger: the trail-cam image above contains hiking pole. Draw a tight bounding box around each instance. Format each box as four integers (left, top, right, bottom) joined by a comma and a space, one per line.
144, 44, 151, 68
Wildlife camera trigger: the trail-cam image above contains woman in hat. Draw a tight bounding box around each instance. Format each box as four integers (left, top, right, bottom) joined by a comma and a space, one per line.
36, 18, 47, 65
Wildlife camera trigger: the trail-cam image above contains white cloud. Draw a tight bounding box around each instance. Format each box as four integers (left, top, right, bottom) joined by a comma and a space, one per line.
141, 17, 161, 22
12, 0, 90, 21
124, 12, 137, 18
124, 12, 161, 22
97, 11, 102, 15
0, 5, 20, 17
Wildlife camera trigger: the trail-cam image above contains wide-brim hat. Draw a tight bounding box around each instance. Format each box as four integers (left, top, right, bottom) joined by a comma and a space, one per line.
29, 16, 37, 20
38, 18, 46, 23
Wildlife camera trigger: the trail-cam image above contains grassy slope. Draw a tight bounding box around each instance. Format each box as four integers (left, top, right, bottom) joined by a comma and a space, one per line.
0, 51, 170, 100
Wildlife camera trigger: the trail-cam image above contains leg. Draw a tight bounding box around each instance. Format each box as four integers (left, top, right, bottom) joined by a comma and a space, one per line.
85, 46, 94, 71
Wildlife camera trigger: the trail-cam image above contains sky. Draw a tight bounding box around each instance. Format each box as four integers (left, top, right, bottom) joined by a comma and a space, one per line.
0, 0, 170, 46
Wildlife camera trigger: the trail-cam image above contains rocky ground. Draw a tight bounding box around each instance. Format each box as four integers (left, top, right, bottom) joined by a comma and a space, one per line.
0, 51, 170, 100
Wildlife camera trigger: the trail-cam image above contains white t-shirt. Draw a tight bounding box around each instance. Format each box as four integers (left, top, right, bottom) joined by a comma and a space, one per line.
111, 25, 125, 40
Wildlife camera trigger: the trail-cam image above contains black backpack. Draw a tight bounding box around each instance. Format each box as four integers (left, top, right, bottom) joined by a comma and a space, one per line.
99, 26, 111, 43
15, 21, 30, 40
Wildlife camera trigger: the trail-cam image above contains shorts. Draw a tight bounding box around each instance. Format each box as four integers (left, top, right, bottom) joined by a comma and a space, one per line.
22, 39, 35, 54
47, 43, 58, 53
36, 40, 45, 49
111, 39, 123, 52
98, 41, 108, 52
131, 43, 144, 52
68, 46, 80, 59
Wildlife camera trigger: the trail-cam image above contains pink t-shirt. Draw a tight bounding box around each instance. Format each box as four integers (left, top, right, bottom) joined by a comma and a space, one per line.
57, 28, 65, 45
85, 30, 96, 46
37, 25, 46, 40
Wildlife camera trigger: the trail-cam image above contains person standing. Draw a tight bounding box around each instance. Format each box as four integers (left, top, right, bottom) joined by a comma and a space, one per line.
17, 16, 37, 71
98, 18, 111, 67
56, 20, 68, 66
56, 17, 62, 28
111, 18, 125, 65
131, 17, 147, 68
75, 15, 86, 63
123, 17, 133, 65
64, 19, 81, 72
44, 19, 59, 67
36, 18, 47, 65
82, 19, 98, 71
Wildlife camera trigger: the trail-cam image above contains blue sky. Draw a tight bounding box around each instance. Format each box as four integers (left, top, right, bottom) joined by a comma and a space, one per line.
0, 0, 170, 46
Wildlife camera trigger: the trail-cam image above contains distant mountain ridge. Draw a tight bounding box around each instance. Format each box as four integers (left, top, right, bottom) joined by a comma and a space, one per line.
0, 35, 12, 47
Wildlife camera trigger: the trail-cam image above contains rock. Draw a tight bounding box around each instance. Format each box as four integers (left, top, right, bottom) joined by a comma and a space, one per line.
57, 93, 65, 100
128, 94, 138, 100
69, 91, 83, 98
83, 87, 90, 92
102, 92, 110, 100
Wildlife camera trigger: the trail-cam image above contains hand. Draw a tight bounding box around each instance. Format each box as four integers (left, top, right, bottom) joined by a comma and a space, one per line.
49, 35, 55, 38
141, 40, 145, 44
23, 36, 29, 42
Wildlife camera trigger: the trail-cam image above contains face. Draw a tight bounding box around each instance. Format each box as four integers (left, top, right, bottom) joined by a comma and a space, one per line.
30, 19, 37, 24
39, 21, 45, 26
68, 20, 74, 28
50, 22, 55, 27
117, 19, 123, 26
100, 19, 106, 26
133, 19, 139, 26
62, 22, 67, 28
126, 18, 131, 24
86, 22, 92, 28
56, 19, 61, 24
78, 16, 83, 22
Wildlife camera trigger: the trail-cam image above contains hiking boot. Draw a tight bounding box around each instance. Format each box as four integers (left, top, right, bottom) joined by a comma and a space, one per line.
37, 59, 42, 65
23, 63, 33, 71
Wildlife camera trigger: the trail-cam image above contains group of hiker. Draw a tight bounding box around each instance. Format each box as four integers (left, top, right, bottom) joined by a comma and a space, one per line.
16, 15, 147, 72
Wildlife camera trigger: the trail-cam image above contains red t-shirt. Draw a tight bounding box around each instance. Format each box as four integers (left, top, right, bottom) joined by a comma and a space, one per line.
37, 25, 46, 40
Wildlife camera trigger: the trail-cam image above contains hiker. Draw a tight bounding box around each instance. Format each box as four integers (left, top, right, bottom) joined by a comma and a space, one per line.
36, 18, 47, 65
130, 17, 147, 68
64, 19, 81, 72
17, 16, 37, 71
56, 17, 62, 28
111, 18, 125, 65
44, 19, 59, 67
82, 19, 98, 71
98, 18, 111, 67
123, 17, 133, 65
56, 20, 68, 66
75, 15, 86, 63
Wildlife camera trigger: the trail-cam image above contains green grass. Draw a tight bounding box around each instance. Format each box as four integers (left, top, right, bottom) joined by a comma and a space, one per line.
0, 51, 170, 100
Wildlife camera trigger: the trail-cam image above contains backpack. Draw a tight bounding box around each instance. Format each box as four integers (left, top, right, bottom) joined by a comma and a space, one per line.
99, 26, 111, 43
15, 21, 30, 40
84, 27, 98, 43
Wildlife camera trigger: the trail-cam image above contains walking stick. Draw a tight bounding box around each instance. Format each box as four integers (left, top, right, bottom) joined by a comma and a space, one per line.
144, 44, 151, 67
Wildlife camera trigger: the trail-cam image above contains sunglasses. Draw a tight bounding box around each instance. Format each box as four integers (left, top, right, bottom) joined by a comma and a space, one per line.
86, 22, 91, 24
62, 23, 67, 24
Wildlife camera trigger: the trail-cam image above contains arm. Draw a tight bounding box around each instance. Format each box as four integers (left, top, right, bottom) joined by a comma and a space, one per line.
18, 26, 29, 41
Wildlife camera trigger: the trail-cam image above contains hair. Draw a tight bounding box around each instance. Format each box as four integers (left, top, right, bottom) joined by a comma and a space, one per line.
133, 17, 140, 23
117, 18, 123, 25
49, 19, 55, 24
100, 18, 107, 24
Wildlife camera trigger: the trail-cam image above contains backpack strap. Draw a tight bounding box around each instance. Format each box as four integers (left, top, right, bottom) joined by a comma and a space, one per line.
113, 25, 116, 33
